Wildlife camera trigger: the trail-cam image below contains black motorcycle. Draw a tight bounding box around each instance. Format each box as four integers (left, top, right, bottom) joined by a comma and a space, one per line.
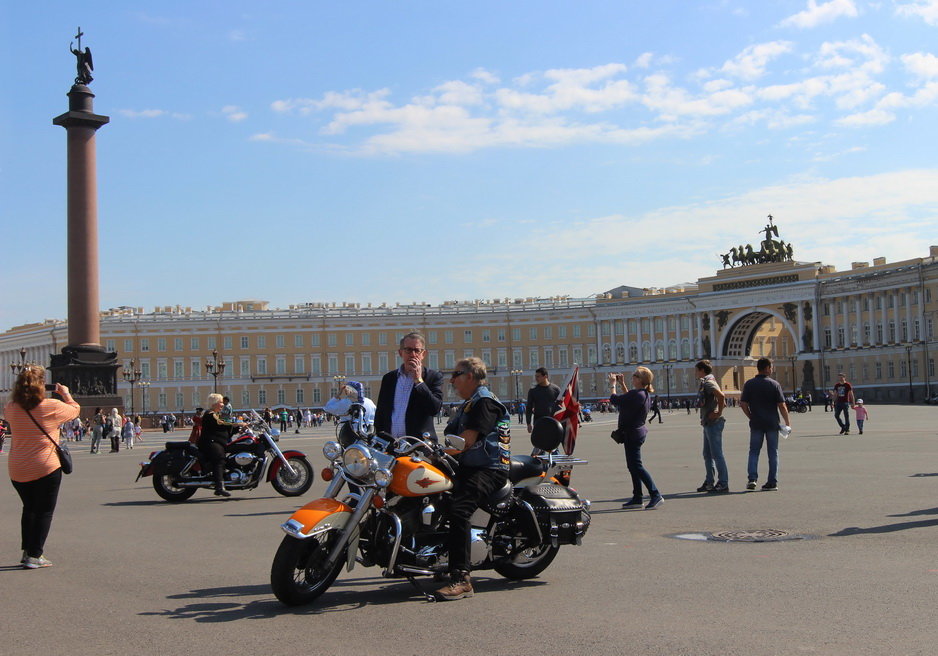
137, 410, 314, 502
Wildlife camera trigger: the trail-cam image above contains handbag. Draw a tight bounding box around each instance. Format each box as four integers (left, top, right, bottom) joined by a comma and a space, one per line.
25, 408, 73, 475
610, 428, 626, 444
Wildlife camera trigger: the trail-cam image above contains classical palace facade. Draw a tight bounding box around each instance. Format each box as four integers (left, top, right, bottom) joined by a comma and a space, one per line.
2, 246, 936, 414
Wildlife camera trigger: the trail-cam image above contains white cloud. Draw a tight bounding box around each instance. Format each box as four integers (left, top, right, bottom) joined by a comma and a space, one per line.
779, 0, 859, 29
720, 41, 794, 80
902, 52, 938, 78
119, 109, 166, 118
470, 68, 500, 85
895, 0, 938, 25
222, 105, 248, 122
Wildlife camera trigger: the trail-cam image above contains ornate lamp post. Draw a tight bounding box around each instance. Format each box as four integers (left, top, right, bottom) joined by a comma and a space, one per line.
662, 362, 674, 405
10, 347, 29, 377
332, 374, 346, 396
510, 369, 523, 403
139, 381, 150, 418
122, 358, 142, 417
788, 354, 799, 397
205, 349, 226, 394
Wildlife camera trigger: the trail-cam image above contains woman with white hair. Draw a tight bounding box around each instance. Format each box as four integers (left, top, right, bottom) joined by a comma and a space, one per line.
197, 393, 245, 497
108, 408, 123, 453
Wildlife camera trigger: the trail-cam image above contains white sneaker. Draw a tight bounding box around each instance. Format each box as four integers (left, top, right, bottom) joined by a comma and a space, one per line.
23, 555, 53, 569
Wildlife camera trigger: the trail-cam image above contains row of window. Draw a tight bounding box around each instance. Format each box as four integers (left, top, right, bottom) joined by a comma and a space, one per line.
823, 358, 936, 385
822, 288, 932, 316
822, 318, 933, 348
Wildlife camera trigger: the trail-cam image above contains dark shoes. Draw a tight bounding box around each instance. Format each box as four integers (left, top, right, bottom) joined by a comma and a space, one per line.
434, 571, 473, 601
761, 482, 778, 491
644, 495, 664, 510
708, 483, 730, 494
214, 487, 231, 497
696, 482, 714, 492
622, 497, 644, 510
746, 481, 757, 490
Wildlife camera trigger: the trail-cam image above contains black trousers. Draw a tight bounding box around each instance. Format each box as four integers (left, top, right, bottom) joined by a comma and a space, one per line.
623, 434, 658, 498
12, 469, 63, 558
447, 467, 508, 573
199, 441, 227, 489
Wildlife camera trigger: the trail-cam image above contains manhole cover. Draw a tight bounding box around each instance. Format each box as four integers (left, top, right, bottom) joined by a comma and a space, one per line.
670, 530, 814, 543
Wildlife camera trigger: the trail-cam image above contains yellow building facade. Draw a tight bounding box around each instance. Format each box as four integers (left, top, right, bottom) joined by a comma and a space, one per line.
3, 247, 936, 414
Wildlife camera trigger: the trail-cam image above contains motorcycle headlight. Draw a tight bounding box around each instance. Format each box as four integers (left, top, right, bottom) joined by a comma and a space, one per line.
323, 441, 342, 461
374, 468, 392, 488
343, 444, 374, 479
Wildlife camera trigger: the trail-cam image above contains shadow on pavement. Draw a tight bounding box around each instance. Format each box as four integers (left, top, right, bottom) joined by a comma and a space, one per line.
910, 472, 938, 477
829, 516, 938, 536
141, 576, 545, 620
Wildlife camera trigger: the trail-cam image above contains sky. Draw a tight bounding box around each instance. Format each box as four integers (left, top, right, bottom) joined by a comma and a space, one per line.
2, 0, 938, 332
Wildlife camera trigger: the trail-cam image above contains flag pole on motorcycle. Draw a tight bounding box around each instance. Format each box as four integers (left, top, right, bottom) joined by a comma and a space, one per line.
553, 364, 581, 456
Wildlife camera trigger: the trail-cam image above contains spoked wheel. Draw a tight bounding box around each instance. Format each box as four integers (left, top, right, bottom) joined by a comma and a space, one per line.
270, 532, 344, 606
271, 457, 314, 497
493, 541, 560, 579
152, 474, 197, 502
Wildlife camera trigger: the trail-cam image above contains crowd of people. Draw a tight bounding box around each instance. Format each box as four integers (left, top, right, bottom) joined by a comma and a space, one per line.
2, 332, 875, 600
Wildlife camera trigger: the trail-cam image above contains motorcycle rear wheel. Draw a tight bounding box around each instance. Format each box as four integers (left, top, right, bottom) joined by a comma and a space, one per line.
270, 457, 314, 497
493, 542, 559, 579
270, 533, 344, 606
152, 474, 197, 502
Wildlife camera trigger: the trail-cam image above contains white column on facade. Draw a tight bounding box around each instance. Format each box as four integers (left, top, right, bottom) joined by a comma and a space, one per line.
829, 299, 839, 348
811, 301, 821, 351
594, 317, 602, 365
623, 317, 631, 362
855, 296, 863, 345
905, 287, 913, 342
707, 311, 716, 358
695, 314, 703, 358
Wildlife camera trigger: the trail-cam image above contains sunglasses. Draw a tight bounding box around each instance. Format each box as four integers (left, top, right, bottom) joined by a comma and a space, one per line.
450, 370, 467, 379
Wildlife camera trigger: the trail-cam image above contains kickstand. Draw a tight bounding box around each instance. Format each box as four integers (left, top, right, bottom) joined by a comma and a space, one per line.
406, 574, 437, 602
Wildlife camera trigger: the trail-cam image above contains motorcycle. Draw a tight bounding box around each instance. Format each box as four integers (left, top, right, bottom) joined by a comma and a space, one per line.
786, 398, 809, 413
270, 407, 591, 606
136, 410, 314, 502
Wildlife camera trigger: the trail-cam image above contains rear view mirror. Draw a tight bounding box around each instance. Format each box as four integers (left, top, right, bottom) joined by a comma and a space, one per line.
444, 434, 466, 451
530, 416, 564, 452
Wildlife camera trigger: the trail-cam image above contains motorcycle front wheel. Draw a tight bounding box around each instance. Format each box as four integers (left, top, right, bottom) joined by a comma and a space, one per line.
270, 457, 314, 497
493, 542, 559, 579
152, 474, 197, 502
270, 532, 344, 606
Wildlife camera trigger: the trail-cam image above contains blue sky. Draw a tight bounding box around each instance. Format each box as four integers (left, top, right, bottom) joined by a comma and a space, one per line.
2, 0, 938, 331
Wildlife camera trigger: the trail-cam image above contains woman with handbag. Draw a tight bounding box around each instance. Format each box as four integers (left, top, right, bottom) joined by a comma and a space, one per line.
609, 367, 663, 511
5, 365, 80, 568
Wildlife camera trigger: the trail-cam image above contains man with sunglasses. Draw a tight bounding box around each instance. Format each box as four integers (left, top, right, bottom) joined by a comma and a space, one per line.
436, 357, 511, 601
375, 332, 444, 439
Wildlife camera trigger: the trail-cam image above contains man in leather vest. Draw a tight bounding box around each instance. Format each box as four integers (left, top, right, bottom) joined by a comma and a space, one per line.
436, 357, 511, 601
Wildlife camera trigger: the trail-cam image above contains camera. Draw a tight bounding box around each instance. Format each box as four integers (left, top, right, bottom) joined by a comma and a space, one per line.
44, 384, 57, 392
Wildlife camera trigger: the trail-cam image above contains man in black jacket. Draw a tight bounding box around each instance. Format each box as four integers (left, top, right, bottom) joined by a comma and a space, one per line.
375, 332, 444, 439
525, 367, 561, 434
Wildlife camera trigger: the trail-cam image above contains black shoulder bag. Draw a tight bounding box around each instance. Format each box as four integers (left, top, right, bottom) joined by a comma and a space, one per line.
24, 408, 73, 475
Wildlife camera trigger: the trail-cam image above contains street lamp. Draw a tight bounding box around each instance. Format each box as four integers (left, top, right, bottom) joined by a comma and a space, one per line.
662, 362, 674, 405
788, 354, 799, 397
122, 358, 142, 417
9, 347, 29, 377
205, 349, 226, 394
139, 381, 150, 418
904, 343, 914, 403
333, 374, 346, 397
510, 369, 523, 403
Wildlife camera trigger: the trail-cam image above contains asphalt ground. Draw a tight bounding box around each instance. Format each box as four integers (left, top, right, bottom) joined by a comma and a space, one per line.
2, 405, 937, 656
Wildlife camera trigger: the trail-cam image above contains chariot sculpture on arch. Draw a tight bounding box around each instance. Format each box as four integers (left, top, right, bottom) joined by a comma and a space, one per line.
719, 215, 795, 267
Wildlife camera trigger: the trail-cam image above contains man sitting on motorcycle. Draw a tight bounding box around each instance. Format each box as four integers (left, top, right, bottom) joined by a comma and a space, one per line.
437, 357, 511, 601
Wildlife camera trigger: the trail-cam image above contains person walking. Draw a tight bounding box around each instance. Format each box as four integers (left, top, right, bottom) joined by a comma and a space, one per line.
89, 408, 104, 454
832, 373, 855, 435
609, 367, 663, 510
695, 360, 729, 493
648, 395, 663, 424
740, 358, 791, 492
5, 365, 80, 569
122, 416, 136, 449
525, 368, 561, 435
853, 399, 869, 435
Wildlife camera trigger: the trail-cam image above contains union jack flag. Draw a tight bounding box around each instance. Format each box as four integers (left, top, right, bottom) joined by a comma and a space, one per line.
553, 365, 581, 455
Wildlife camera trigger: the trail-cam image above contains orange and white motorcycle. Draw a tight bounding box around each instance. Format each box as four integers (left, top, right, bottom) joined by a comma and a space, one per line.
270, 409, 591, 605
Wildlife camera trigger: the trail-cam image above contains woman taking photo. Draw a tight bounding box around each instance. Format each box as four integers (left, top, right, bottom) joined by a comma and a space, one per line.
609, 366, 663, 510
5, 366, 80, 568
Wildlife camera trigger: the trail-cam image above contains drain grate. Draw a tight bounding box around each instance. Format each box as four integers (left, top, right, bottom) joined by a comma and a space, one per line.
670, 530, 814, 543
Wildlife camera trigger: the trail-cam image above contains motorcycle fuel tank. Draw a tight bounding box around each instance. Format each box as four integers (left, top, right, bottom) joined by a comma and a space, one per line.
388, 457, 453, 497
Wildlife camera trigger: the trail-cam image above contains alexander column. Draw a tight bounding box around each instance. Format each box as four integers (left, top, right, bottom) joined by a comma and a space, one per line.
49, 28, 121, 413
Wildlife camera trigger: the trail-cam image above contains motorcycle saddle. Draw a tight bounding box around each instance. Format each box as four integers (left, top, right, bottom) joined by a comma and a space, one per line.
481, 479, 514, 513
509, 455, 544, 483
165, 441, 198, 453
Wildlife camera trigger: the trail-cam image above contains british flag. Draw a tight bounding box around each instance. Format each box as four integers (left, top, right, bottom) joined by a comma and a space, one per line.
553, 365, 581, 455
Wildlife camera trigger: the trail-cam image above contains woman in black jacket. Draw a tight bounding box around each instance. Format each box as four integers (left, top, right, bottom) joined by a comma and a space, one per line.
198, 393, 244, 497
609, 367, 663, 510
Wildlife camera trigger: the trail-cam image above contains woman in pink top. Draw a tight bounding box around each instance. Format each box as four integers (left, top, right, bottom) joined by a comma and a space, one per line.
5, 365, 80, 569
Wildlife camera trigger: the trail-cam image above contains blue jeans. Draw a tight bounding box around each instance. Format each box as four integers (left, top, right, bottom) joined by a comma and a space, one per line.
747, 428, 779, 484
624, 434, 658, 499
702, 417, 728, 486
834, 402, 850, 431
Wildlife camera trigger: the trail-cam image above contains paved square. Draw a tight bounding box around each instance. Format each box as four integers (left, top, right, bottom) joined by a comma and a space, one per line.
2, 404, 936, 655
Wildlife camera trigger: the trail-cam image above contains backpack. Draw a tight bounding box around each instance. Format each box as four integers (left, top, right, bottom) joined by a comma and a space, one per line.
104, 417, 114, 435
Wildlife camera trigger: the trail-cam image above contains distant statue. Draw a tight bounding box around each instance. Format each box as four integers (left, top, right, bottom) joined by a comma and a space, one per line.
70, 27, 94, 85
721, 253, 731, 268
761, 214, 779, 242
